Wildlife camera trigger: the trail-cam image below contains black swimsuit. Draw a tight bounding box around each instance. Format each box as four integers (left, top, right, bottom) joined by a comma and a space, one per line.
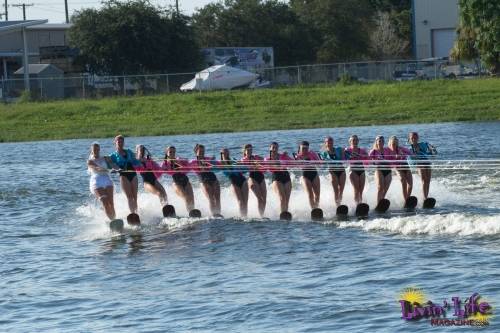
377, 151, 392, 177
199, 171, 217, 184
139, 161, 157, 185
396, 161, 410, 172
229, 173, 247, 188
301, 156, 318, 182
172, 173, 189, 187
351, 162, 365, 176
221, 160, 247, 188
249, 171, 265, 185
197, 159, 218, 185
141, 171, 157, 185
119, 158, 137, 182
167, 160, 189, 187
327, 151, 345, 179
272, 171, 291, 185
303, 170, 318, 182
347, 149, 365, 176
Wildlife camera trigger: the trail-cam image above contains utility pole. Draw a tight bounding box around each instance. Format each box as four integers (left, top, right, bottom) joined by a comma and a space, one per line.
12, 3, 33, 20
175, 0, 179, 15
3, 0, 7, 21
64, 0, 69, 23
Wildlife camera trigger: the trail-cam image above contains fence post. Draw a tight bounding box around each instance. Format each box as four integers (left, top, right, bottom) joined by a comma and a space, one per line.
82, 77, 85, 98
40, 78, 43, 99
166, 74, 170, 93
297, 66, 301, 84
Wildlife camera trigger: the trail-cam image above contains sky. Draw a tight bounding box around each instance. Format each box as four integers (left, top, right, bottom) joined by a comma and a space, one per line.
2, 0, 215, 23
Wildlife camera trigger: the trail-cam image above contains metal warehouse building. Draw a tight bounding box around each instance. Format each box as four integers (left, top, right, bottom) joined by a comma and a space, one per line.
0, 21, 73, 80
412, 0, 459, 59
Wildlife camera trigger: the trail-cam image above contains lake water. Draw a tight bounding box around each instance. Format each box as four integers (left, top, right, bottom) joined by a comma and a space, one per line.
1, 122, 499, 332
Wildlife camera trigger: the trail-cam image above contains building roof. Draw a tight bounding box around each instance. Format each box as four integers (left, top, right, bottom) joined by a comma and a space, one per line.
0, 52, 39, 57
0, 20, 48, 35
28, 23, 73, 30
14, 64, 64, 75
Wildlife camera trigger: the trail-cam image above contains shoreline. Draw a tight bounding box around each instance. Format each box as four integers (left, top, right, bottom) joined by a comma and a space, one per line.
1, 78, 499, 143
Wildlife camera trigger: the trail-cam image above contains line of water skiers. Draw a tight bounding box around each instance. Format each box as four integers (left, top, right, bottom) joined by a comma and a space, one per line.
87, 132, 437, 221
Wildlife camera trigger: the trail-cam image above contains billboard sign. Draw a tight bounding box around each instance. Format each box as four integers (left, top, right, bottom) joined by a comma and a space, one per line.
202, 47, 274, 71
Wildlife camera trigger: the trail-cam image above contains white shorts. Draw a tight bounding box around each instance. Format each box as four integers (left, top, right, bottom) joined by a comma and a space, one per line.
90, 175, 113, 193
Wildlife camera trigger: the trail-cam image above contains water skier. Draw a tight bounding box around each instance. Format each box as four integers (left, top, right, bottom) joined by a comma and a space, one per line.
87, 142, 116, 220
241, 144, 267, 217
345, 135, 368, 204
220, 148, 249, 217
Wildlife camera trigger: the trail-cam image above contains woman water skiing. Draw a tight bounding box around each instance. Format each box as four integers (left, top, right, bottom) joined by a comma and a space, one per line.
369, 135, 392, 205
265, 142, 293, 215
241, 144, 267, 217
408, 132, 436, 200
344, 135, 368, 205
319, 136, 346, 206
135, 144, 168, 206
220, 148, 249, 217
387, 136, 413, 201
87, 142, 116, 220
294, 141, 320, 209
110, 135, 140, 215
191, 144, 221, 216
161, 146, 195, 213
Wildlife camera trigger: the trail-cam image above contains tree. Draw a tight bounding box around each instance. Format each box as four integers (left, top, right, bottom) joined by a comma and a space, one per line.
291, 0, 374, 62
450, 26, 479, 66
453, 0, 500, 75
370, 11, 409, 59
369, 0, 411, 58
192, 0, 316, 65
369, 0, 410, 12
69, 0, 201, 75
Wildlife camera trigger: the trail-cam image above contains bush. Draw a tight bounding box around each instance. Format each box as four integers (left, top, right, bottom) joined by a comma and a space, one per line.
17, 90, 32, 103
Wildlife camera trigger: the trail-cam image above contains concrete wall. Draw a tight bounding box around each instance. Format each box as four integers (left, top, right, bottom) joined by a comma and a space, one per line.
413, 0, 459, 59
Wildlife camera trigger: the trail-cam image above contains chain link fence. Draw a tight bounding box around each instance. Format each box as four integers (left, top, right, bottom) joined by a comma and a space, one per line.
0, 59, 485, 102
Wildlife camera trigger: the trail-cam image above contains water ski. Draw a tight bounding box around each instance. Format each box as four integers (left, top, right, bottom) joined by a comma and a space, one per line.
162, 204, 176, 218
109, 219, 124, 232
423, 197, 436, 209
126, 213, 141, 225
355, 203, 370, 218
279, 211, 292, 221
404, 196, 418, 211
336, 205, 348, 216
374, 199, 391, 214
189, 209, 202, 218
311, 208, 324, 221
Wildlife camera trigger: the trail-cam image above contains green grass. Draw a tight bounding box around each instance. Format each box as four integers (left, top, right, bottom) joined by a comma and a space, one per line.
1, 78, 499, 142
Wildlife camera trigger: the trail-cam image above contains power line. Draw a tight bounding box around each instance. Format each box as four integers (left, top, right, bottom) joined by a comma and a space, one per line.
11, 2, 33, 20
34, 5, 66, 15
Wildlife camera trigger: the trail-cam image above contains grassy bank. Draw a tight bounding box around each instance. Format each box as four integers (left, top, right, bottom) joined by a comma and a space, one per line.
1, 78, 499, 142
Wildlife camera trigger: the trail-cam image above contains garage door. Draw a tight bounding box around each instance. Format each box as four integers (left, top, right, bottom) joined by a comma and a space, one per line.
432, 29, 456, 58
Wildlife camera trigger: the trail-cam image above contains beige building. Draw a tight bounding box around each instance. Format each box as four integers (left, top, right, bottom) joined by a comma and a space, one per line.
0, 22, 74, 78
412, 0, 459, 59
